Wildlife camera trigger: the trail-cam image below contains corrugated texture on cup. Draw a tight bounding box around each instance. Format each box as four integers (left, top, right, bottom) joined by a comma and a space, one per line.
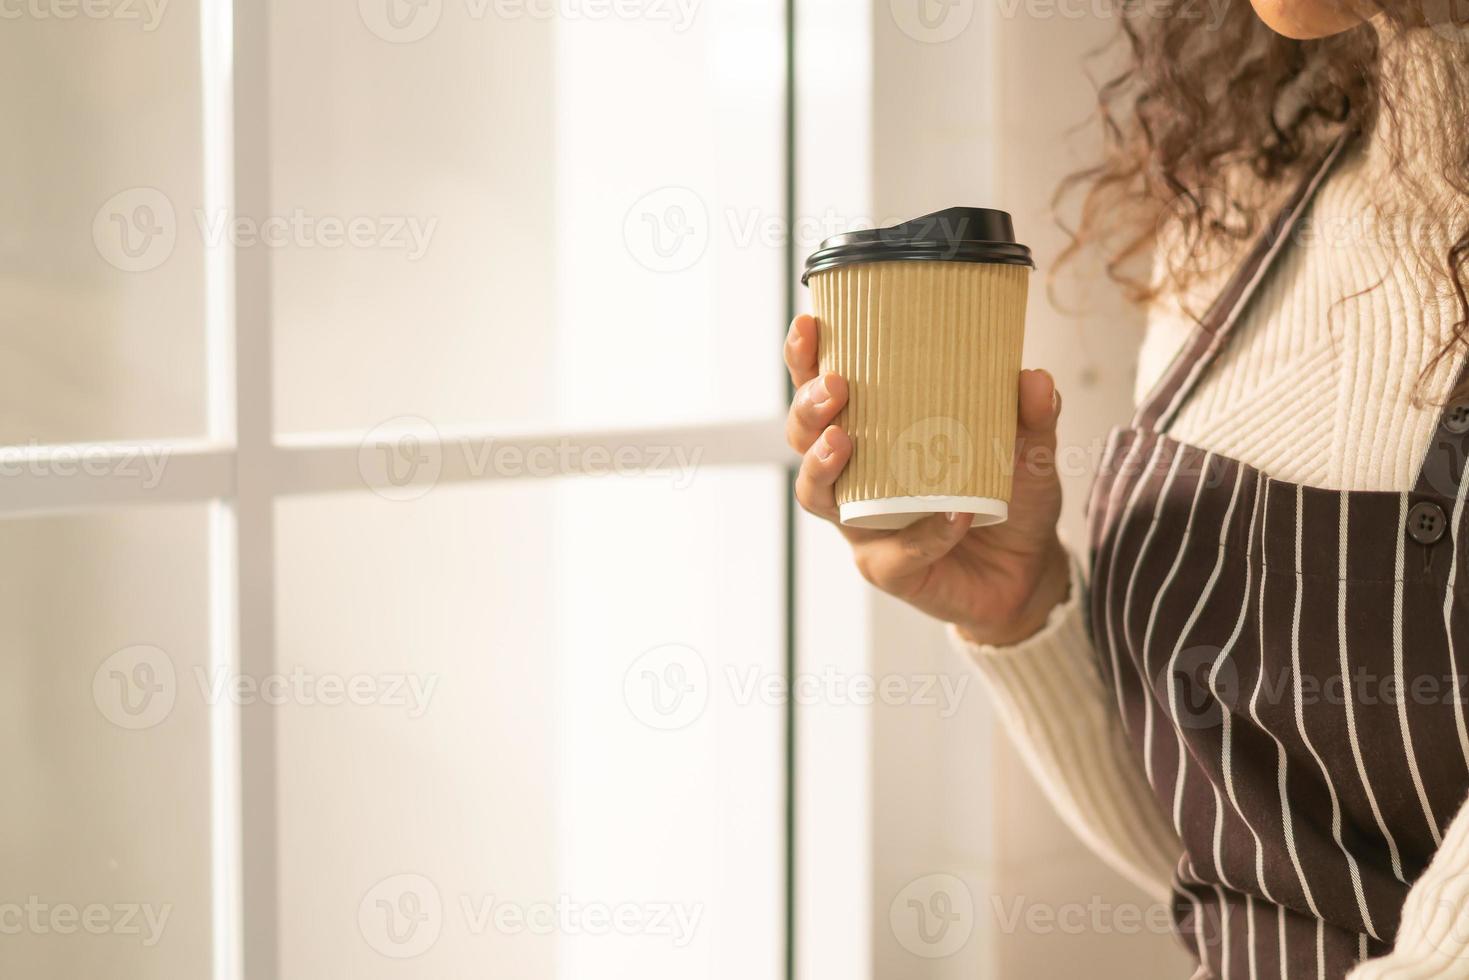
808, 260, 1030, 519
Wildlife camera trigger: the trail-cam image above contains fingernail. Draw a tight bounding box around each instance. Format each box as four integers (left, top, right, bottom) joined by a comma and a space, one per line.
809, 376, 831, 407
815, 436, 834, 462
945, 512, 957, 523
1051, 388, 1060, 413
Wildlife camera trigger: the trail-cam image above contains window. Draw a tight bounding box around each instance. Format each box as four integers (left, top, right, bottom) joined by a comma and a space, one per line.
1, 2, 792, 978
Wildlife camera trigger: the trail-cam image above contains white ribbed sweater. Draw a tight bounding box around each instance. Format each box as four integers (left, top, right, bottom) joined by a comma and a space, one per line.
955, 25, 1469, 979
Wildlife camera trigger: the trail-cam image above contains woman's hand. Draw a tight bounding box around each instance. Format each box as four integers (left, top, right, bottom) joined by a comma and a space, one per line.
785, 314, 1071, 647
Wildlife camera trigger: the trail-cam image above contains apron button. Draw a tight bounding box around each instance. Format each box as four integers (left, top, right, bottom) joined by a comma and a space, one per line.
1408, 501, 1448, 544
1445, 401, 1469, 435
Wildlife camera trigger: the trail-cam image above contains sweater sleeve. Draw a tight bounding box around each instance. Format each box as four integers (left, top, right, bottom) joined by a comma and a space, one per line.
950, 548, 1183, 902
1347, 793, 1469, 978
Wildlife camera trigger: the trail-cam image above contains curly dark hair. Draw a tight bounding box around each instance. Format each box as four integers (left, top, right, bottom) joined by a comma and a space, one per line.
1056, 1, 1469, 396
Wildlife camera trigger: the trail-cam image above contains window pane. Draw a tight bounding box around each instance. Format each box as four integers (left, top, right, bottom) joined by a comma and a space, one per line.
269, 0, 785, 436
0, 505, 213, 980
0, 7, 207, 445
276, 468, 784, 979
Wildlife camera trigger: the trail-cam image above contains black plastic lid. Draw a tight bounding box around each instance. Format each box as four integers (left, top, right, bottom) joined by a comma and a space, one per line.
801, 206, 1034, 284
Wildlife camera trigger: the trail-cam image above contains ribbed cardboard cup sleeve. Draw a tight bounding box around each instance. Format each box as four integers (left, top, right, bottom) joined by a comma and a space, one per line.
809, 260, 1029, 528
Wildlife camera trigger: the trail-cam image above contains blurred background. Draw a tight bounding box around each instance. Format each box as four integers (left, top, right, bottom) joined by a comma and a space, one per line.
0, 0, 1190, 977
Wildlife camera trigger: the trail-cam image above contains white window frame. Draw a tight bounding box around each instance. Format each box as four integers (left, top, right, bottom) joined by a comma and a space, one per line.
1, 3, 793, 979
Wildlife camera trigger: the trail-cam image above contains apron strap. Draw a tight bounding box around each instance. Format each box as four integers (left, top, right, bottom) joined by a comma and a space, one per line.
1133, 129, 1356, 433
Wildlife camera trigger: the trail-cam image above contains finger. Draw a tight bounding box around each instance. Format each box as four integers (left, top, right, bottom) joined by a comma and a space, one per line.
794, 425, 850, 522
1017, 367, 1060, 435
851, 511, 975, 596
999, 369, 1067, 547
786, 372, 848, 452
1014, 368, 1062, 485
784, 314, 820, 388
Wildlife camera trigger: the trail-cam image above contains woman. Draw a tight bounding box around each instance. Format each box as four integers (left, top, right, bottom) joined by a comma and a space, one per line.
785, 1, 1469, 977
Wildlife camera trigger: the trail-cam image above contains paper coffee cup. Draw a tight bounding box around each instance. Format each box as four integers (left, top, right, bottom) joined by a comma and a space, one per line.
802, 207, 1032, 530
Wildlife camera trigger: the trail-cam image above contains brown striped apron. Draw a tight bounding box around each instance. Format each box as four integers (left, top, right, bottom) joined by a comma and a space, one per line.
1086, 130, 1469, 978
